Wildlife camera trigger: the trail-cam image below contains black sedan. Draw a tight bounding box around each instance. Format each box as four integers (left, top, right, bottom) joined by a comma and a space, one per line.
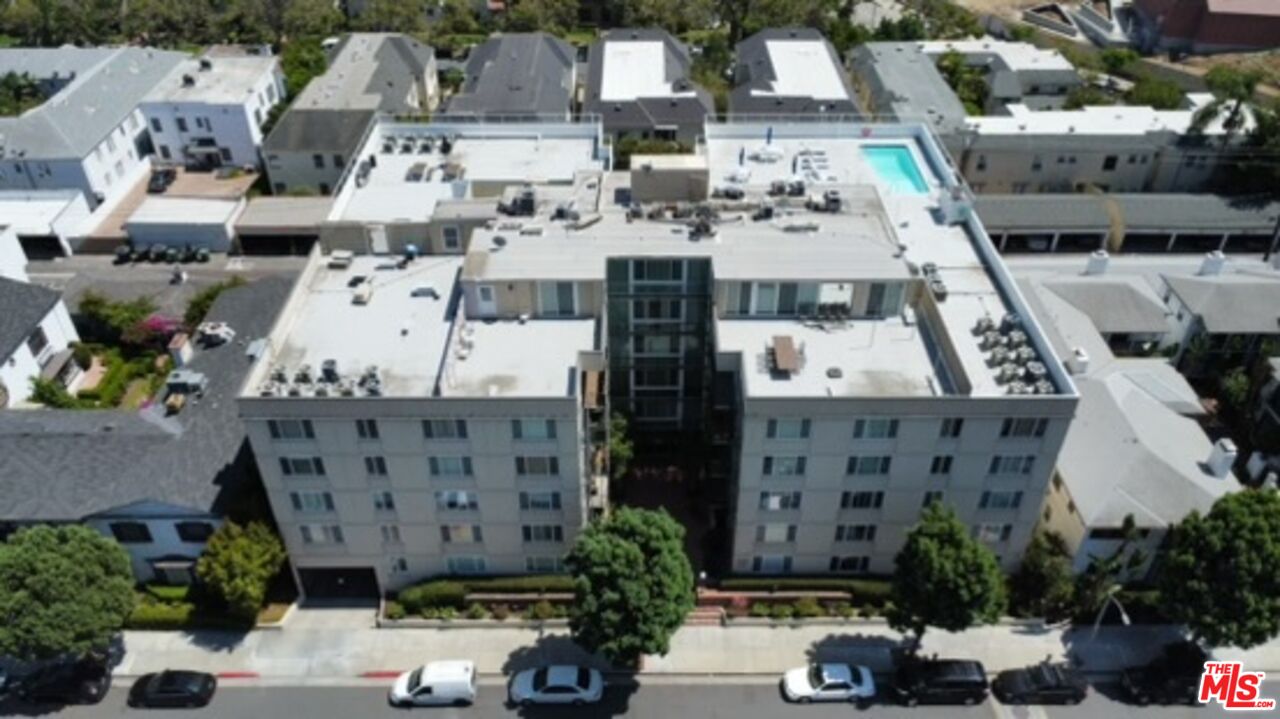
127, 671, 217, 709
1120, 641, 1208, 705
147, 168, 177, 194
15, 660, 110, 705
993, 662, 1087, 705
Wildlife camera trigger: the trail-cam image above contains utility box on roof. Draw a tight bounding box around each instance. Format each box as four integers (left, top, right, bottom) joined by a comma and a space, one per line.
629, 154, 708, 203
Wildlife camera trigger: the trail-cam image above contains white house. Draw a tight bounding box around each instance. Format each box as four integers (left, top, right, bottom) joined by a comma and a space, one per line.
140, 51, 285, 170
0, 275, 81, 408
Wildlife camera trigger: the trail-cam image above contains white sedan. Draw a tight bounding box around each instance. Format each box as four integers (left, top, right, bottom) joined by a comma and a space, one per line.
782, 663, 876, 704
508, 665, 605, 706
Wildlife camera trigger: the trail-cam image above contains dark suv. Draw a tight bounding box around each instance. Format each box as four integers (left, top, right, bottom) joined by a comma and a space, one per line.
1120, 641, 1208, 705
892, 657, 989, 706
15, 660, 110, 705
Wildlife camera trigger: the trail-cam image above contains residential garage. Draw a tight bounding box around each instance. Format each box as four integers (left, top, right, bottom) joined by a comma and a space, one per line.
234, 196, 331, 255
298, 567, 380, 600
125, 197, 245, 253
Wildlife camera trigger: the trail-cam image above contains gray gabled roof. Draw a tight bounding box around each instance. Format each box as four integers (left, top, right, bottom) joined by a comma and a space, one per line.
729, 28, 859, 117
445, 33, 575, 119
1163, 273, 1280, 335
975, 194, 1280, 235
849, 42, 969, 133
1042, 276, 1171, 335
0, 276, 60, 361
0, 276, 293, 522
0, 46, 186, 160
584, 28, 714, 135
294, 33, 434, 112
263, 108, 375, 154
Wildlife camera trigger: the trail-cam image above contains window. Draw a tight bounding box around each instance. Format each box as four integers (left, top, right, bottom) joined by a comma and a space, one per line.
975, 524, 1013, 544
979, 490, 1024, 510
988, 455, 1036, 475
751, 555, 792, 573
520, 491, 562, 511
835, 524, 877, 542
1102, 155, 1118, 171
442, 226, 460, 250
930, 455, 953, 475
333, 154, 344, 169
319, 183, 330, 195
312, 153, 324, 169
636, 334, 679, 356
423, 419, 468, 439
1000, 418, 1048, 438
759, 491, 802, 511
159, 145, 171, 160
106, 135, 117, 153
634, 367, 680, 388
429, 456, 473, 476
1088, 527, 1135, 541
364, 456, 388, 476
176, 117, 188, 133
766, 418, 810, 439
110, 522, 153, 544
380, 524, 402, 544
150, 117, 163, 133
390, 557, 409, 574
841, 491, 885, 509
436, 490, 478, 511
975, 155, 987, 172
922, 491, 944, 508
631, 259, 683, 283
940, 417, 964, 438
279, 456, 326, 476
300, 525, 344, 545
441, 525, 483, 543
25, 327, 48, 357
356, 419, 379, 440
175, 521, 215, 542
829, 556, 869, 573
538, 281, 576, 316
373, 491, 396, 512
290, 491, 335, 513
515, 456, 559, 476
761, 455, 806, 477
853, 418, 898, 439
756, 524, 797, 543
845, 456, 891, 475
522, 525, 564, 543
267, 419, 314, 440
526, 556, 565, 572
219, 147, 232, 162
632, 298, 682, 321
512, 419, 557, 440
447, 556, 487, 574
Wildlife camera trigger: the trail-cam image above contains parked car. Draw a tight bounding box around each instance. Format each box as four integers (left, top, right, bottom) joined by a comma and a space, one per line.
114, 244, 134, 264
147, 168, 177, 194
147, 243, 168, 262
16, 659, 111, 705
781, 662, 875, 704
1120, 641, 1208, 706
509, 665, 604, 706
127, 671, 216, 708
993, 661, 1087, 705
891, 657, 989, 706
389, 661, 476, 707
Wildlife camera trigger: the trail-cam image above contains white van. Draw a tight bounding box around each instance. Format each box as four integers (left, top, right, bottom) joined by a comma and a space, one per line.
389, 661, 477, 707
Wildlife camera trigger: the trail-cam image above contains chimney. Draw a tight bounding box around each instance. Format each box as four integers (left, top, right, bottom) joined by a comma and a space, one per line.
1206, 438, 1238, 478
1084, 249, 1109, 276
1067, 347, 1090, 375
1198, 250, 1226, 277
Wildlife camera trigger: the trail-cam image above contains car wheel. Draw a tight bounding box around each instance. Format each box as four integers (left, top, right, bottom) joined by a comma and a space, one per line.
798, 697, 811, 704
453, 699, 470, 707
520, 699, 533, 707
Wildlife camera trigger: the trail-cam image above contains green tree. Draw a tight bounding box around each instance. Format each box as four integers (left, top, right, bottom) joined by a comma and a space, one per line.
1125, 75, 1183, 110
1008, 532, 1075, 622
433, 0, 483, 36
1064, 83, 1113, 110
1158, 490, 1280, 648
76, 291, 158, 345
888, 503, 1006, 648
28, 376, 84, 408
1220, 366, 1251, 412
623, 0, 714, 34
936, 50, 988, 115
0, 525, 135, 661
280, 36, 327, 101
184, 276, 246, 328
352, 0, 426, 33
1073, 513, 1146, 620
282, 0, 344, 40
1099, 48, 1138, 76
195, 521, 287, 620
607, 412, 635, 479
564, 507, 694, 665
216, 0, 271, 44
1194, 66, 1265, 147
504, 0, 579, 35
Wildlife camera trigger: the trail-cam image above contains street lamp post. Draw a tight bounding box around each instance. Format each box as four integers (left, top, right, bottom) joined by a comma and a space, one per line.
1090, 585, 1132, 642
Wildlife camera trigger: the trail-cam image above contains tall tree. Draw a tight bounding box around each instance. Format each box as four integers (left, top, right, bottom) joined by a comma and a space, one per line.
195, 521, 287, 621
282, 0, 345, 40
1008, 531, 1076, 622
564, 507, 694, 665
1159, 490, 1280, 649
1073, 513, 1146, 620
1194, 66, 1265, 148
622, 0, 713, 34
504, 0, 579, 35
888, 502, 1006, 648
352, 0, 426, 33
0, 525, 135, 661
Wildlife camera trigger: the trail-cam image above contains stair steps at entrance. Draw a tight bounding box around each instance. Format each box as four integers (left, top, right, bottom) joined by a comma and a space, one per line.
685, 606, 725, 626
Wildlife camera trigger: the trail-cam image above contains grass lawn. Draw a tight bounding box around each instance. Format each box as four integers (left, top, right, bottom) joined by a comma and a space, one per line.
120, 378, 155, 409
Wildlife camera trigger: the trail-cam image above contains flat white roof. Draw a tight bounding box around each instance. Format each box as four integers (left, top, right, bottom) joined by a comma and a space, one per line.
0, 190, 84, 234
145, 56, 276, 105
126, 197, 242, 226
966, 94, 1239, 136
439, 317, 594, 398
918, 39, 1075, 72
599, 42, 694, 102
753, 40, 848, 101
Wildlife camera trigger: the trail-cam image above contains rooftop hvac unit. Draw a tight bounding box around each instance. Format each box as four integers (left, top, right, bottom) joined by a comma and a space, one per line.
1007, 330, 1028, 348
270, 364, 288, 383
973, 316, 995, 335
321, 359, 340, 383
1025, 361, 1048, 379
988, 346, 1011, 366
338, 380, 355, 397
997, 363, 1022, 383
258, 382, 279, 397
929, 279, 948, 301
294, 364, 313, 383
1014, 346, 1037, 364
1034, 379, 1055, 394
1007, 381, 1032, 395
287, 384, 302, 397
313, 385, 329, 397
1000, 313, 1022, 333
980, 330, 1004, 350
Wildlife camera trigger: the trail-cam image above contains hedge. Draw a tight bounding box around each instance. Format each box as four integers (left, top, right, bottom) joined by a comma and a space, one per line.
399, 581, 468, 613
145, 584, 192, 603
719, 577, 893, 605
461, 575, 575, 593
128, 600, 195, 629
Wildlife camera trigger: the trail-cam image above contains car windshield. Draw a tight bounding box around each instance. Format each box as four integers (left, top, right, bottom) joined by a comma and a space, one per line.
532, 669, 549, 692
406, 668, 423, 692
576, 668, 591, 690
1029, 665, 1059, 688
808, 665, 825, 689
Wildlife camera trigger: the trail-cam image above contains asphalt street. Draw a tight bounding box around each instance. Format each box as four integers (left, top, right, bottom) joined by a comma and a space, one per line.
3, 680, 1271, 719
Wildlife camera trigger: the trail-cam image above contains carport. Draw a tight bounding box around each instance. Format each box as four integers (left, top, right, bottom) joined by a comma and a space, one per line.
298, 567, 380, 600
234, 197, 332, 255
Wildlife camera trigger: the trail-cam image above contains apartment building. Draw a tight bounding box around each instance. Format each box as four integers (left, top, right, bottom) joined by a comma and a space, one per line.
584, 29, 715, 143
851, 40, 1240, 194
444, 33, 577, 120
140, 50, 285, 170
0, 46, 185, 209
0, 274, 81, 406
729, 28, 860, 118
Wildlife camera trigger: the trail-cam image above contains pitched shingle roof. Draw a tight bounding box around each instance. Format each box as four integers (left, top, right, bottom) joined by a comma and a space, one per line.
729, 28, 859, 117
445, 33, 575, 119
0, 276, 60, 360
584, 29, 714, 135
1163, 273, 1280, 334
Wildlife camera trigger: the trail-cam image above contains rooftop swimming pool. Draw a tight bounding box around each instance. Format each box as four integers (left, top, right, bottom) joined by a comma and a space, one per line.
862, 145, 929, 195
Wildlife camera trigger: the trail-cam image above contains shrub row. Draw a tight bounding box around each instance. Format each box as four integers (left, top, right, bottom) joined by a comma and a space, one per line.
719, 577, 893, 605
460, 575, 575, 593
746, 599, 879, 620
394, 575, 575, 613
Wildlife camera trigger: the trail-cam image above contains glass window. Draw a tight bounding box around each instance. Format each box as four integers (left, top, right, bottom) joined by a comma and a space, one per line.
632, 259, 683, 283
521, 525, 564, 543
25, 327, 48, 356
279, 457, 325, 476
442, 226, 461, 250
356, 419, 379, 440
373, 491, 396, 512
759, 491, 802, 510
988, 455, 1036, 475
110, 522, 153, 544
845, 456, 891, 475
525, 556, 565, 572
922, 491, 944, 508
979, 490, 1024, 510
441, 525, 483, 543
829, 556, 869, 573
755, 524, 797, 543
766, 418, 810, 439
975, 524, 1013, 544
1000, 418, 1049, 438
268, 419, 314, 440
435, 490, 479, 511
930, 455, 953, 475
423, 419, 468, 439
853, 418, 898, 439
515, 456, 560, 476
520, 491, 562, 510
834, 524, 877, 542
299, 525, 343, 545
429, 456, 473, 476
512, 419, 557, 440
538, 281, 576, 316
751, 555, 792, 573
175, 521, 214, 542
762, 456, 806, 476
840, 491, 884, 509
380, 524, 402, 544
290, 491, 334, 513
150, 117, 163, 133
755, 283, 778, 315
365, 456, 388, 476
447, 556, 487, 574
940, 418, 964, 438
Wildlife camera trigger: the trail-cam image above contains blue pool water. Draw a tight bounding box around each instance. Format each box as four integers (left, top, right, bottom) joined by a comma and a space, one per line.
862, 145, 929, 195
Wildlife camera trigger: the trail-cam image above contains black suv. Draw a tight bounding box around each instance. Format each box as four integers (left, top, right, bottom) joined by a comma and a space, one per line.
15, 660, 110, 705
147, 168, 177, 194
993, 661, 1088, 705
1120, 641, 1208, 705
892, 657, 989, 706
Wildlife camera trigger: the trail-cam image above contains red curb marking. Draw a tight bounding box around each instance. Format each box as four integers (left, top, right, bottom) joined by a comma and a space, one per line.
215, 672, 260, 679
360, 670, 404, 679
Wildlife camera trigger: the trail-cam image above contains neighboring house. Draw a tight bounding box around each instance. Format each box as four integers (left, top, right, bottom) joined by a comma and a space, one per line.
0, 277, 291, 582
584, 29, 714, 143
1020, 273, 1235, 576
1161, 261, 1280, 371
1133, 0, 1280, 54
0, 190, 91, 259
0, 276, 81, 407
850, 40, 1244, 194
0, 226, 28, 280
0, 46, 186, 209
124, 197, 246, 252
1039, 273, 1172, 352
444, 33, 576, 120
729, 28, 859, 118
140, 50, 285, 170
262, 34, 438, 196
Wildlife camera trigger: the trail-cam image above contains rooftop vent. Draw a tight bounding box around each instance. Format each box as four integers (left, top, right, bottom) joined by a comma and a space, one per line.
1085, 249, 1109, 275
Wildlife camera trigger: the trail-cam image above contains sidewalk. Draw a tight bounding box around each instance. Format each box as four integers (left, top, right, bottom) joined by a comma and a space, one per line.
113, 605, 1280, 681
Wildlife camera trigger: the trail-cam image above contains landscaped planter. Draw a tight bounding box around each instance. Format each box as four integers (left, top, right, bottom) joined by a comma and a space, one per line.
376, 616, 570, 629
